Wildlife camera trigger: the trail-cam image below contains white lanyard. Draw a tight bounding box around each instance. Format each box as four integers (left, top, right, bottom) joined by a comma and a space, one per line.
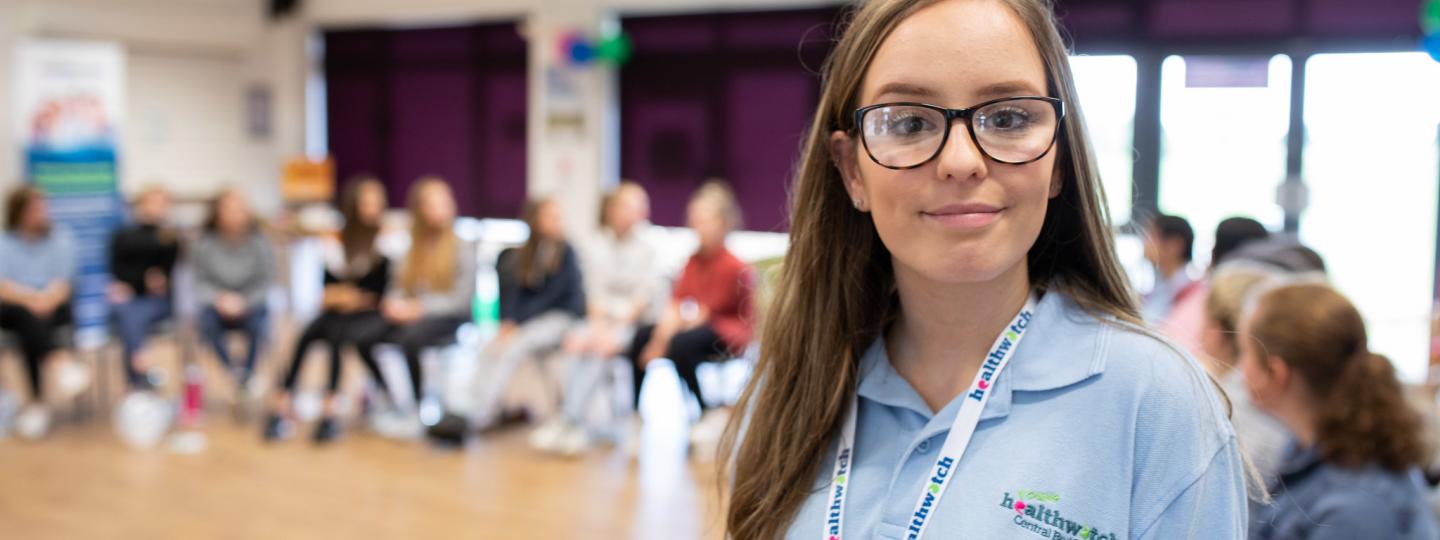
823, 293, 1038, 540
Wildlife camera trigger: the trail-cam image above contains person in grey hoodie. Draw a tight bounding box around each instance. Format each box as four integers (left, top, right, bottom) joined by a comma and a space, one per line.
193, 189, 273, 392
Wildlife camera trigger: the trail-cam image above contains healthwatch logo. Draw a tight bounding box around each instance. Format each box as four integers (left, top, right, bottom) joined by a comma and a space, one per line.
967, 310, 1032, 401
999, 491, 1117, 540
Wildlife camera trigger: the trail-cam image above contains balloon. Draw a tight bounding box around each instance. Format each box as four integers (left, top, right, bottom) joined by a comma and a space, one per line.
569, 40, 597, 65
597, 34, 633, 65
1424, 0, 1440, 34
1426, 32, 1440, 63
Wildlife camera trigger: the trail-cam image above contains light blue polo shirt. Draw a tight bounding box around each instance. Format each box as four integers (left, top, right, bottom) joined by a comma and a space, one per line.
785, 290, 1248, 539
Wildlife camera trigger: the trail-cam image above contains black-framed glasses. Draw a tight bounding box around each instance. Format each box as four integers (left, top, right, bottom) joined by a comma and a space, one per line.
852, 96, 1065, 169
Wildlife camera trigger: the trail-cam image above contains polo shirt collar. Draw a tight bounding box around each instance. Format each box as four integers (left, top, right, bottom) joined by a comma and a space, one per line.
855, 289, 1113, 425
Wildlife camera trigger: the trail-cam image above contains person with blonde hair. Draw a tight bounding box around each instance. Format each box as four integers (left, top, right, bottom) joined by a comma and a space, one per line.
1241, 283, 1437, 538
361, 177, 475, 425
721, 0, 1247, 537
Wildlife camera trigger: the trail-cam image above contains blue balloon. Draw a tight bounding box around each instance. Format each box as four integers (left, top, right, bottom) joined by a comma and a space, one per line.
569, 41, 597, 64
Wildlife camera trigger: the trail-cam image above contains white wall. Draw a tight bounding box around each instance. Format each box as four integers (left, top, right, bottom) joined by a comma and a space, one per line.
1, 0, 305, 214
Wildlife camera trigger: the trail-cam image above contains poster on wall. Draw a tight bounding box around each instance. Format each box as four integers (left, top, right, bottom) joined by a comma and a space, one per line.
14, 40, 125, 342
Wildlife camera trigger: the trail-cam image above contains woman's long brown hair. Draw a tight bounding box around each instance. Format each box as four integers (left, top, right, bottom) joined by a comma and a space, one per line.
399, 177, 458, 295
1247, 283, 1429, 471
719, 1, 1138, 537
515, 198, 564, 288
338, 176, 386, 272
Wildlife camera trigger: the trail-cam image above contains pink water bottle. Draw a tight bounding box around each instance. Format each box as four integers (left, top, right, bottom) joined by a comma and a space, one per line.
181, 363, 204, 427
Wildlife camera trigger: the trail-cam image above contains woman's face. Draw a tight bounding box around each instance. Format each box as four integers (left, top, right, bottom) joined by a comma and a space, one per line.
688, 200, 728, 252
535, 200, 565, 241
418, 184, 456, 230
606, 189, 649, 236
356, 184, 386, 226
1236, 311, 1281, 414
833, 0, 1060, 287
135, 191, 170, 224
216, 193, 251, 234
20, 195, 50, 233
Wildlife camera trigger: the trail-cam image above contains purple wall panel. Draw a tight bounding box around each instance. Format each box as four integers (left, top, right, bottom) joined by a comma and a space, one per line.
725, 71, 811, 231
622, 99, 714, 227
475, 73, 528, 219
386, 70, 474, 211
1150, 0, 1295, 38
324, 22, 526, 218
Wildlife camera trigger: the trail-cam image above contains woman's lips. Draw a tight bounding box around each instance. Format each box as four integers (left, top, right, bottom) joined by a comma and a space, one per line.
921, 203, 1004, 229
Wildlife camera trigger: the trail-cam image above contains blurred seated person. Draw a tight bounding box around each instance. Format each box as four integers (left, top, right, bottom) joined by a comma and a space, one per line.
108, 186, 180, 390
193, 189, 273, 395
0, 186, 76, 438
264, 177, 394, 443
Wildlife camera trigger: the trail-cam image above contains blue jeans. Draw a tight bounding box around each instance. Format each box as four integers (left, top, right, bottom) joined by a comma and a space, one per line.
198, 304, 268, 384
112, 295, 173, 387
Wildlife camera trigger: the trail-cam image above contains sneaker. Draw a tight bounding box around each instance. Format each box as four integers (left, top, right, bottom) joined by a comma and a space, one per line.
15, 405, 51, 440
553, 424, 593, 457
312, 416, 340, 444
688, 408, 732, 462
528, 418, 568, 452
262, 414, 289, 442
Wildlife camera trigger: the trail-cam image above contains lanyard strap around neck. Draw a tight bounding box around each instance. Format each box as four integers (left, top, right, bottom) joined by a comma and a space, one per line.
823, 292, 1038, 540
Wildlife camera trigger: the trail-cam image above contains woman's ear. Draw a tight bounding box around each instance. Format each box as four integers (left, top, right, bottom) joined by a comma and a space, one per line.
1266, 355, 1292, 391
830, 131, 868, 211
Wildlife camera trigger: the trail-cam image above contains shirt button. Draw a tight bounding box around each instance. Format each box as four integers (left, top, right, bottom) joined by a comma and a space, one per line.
916, 440, 931, 454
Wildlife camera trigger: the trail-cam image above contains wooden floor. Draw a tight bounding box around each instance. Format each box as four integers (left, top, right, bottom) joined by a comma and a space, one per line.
0, 333, 729, 540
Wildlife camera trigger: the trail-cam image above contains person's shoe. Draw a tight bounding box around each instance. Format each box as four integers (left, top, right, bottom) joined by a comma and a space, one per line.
528, 418, 568, 452
15, 405, 51, 440
262, 414, 289, 442
553, 424, 593, 457
312, 416, 340, 445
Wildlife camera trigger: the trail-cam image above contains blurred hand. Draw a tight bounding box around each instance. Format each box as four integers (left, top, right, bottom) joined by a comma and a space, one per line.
216, 292, 248, 320
108, 282, 135, 304
382, 298, 422, 324
144, 268, 168, 296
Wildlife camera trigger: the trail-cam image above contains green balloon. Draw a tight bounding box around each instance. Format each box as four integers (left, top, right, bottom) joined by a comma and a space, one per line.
1426, 0, 1440, 34
598, 34, 633, 64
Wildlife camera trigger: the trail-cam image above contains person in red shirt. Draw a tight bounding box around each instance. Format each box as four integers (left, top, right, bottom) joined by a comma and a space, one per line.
629, 181, 755, 433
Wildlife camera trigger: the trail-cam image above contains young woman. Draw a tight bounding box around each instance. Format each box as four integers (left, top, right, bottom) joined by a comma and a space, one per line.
632, 181, 754, 446
1241, 283, 1438, 539
365, 177, 475, 420
531, 182, 658, 454
0, 187, 76, 438
264, 178, 394, 443
721, 0, 1248, 538
108, 186, 180, 390
194, 189, 274, 394
1199, 263, 1289, 481
467, 197, 585, 431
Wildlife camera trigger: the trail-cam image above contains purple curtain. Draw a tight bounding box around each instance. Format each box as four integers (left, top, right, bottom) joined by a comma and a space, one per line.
324, 22, 527, 218
620, 7, 842, 232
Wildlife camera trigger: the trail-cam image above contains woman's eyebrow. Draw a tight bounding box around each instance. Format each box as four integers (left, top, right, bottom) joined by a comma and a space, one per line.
974, 80, 1044, 99
872, 82, 940, 101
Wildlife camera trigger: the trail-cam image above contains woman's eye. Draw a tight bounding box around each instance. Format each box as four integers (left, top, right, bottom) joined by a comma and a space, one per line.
985, 108, 1031, 131
886, 114, 933, 136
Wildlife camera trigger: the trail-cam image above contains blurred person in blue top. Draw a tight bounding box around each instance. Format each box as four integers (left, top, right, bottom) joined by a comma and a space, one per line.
193, 188, 274, 395
467, 196, 585, 432
0, 186, 76, 438
1241, 283, 1438, 539
107, 186, 180, 391
719, 0, 1249, 538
